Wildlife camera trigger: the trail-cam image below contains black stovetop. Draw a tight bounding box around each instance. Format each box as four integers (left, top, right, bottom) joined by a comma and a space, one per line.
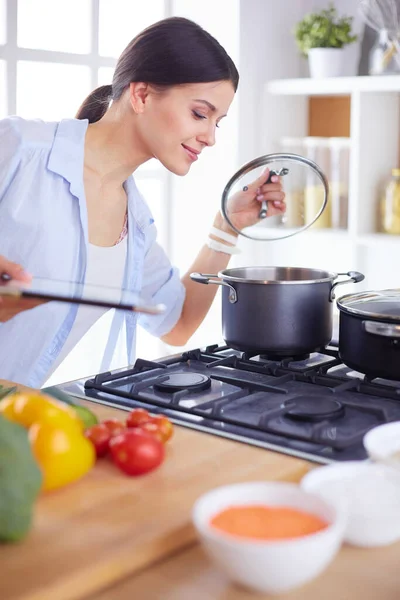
57, 344, 400, 464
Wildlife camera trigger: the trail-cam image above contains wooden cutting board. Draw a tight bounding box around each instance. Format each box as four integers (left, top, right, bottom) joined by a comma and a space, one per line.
0, 393, 312, 600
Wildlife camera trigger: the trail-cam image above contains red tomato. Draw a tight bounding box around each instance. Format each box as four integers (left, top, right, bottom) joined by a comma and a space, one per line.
85, 423, 111, 457
102, 418, 126, 437
150, 415, 174, 443
139, 421, 165, 444
109, 429, 165, 476
126, 408, 151, 429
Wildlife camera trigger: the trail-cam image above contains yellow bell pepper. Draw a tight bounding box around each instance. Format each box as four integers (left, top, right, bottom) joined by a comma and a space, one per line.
0, 392, 82, 430
29, 421, 95, 492
0, 393, 94, 491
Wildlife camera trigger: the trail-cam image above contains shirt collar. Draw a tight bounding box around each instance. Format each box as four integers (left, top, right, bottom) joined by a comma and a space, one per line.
47, 117, 153, 231
47, 118, 88, 200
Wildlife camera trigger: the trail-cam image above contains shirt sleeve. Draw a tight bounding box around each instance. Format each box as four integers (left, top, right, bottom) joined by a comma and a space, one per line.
137, 222, 186, 338
0, 117, 23, 200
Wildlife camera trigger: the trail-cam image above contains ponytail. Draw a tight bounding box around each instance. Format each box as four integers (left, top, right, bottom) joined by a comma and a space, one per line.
75, 84, 113, 123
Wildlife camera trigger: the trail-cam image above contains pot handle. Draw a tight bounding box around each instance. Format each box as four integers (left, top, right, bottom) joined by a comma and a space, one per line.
190, 273, 238, 304
363, 321, 400, 340
330, 271, 365, 301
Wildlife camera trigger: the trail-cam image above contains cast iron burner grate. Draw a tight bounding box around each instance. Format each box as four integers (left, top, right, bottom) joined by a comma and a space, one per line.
78, 343, 400, 464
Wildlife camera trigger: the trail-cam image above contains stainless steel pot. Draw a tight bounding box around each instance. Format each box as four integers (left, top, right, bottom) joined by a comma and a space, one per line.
191, 267, 364, 356
337, 289, 400, 380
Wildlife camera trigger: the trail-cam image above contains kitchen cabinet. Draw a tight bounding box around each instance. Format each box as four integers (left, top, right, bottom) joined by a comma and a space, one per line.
234, 75, 400, 295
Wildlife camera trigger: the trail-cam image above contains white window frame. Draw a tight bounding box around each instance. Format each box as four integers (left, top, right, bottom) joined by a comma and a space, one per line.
0, 0, 240, 361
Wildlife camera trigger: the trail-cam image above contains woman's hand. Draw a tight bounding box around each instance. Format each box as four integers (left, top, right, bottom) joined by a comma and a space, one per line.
224, 167, 286, 231
0, 256, 41, 322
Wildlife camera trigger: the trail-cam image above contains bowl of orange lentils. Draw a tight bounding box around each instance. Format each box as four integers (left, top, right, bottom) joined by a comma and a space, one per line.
192, 481, 346, 595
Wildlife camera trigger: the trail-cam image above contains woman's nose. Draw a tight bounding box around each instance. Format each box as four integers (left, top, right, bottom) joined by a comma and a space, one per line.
198, 125, 216, 147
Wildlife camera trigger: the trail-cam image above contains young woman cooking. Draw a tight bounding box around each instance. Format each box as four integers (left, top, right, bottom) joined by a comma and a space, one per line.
0, 17, 285, 387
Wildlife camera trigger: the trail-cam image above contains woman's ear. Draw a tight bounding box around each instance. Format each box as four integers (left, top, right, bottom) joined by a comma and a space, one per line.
129, 82, 149, 114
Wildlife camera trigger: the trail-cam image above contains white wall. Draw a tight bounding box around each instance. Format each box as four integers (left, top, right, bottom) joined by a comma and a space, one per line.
237, 0, 365, 163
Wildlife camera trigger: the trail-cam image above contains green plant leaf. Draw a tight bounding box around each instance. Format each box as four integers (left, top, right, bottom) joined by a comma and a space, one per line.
294, 3, 358, 56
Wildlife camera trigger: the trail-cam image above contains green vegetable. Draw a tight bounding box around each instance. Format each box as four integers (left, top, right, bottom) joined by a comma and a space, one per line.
0, 415, 42, 542
294, 4, 358, 57
73, 405, 99, 429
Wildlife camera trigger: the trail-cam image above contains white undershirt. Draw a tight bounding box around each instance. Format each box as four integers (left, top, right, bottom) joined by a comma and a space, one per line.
43, 237, 128, 387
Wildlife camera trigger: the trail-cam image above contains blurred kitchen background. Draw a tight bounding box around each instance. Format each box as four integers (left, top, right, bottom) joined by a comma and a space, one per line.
0, 0, 399, 361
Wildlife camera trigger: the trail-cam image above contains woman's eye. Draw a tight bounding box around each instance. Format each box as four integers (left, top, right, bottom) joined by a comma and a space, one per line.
192, 110, 206, 120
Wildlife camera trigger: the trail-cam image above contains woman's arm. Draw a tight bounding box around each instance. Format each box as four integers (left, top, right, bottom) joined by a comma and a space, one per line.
162, 168, 285, 346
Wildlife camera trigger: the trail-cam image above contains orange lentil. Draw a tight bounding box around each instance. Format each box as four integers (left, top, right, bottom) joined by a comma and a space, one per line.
210, 505, 328, 540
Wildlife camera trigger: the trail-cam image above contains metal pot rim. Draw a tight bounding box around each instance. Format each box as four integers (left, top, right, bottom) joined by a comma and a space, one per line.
218, 267, 338, 285
337, 289, 400, 323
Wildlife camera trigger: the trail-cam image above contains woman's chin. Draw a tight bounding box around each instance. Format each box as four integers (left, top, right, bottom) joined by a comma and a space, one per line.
163, 160, 191, 177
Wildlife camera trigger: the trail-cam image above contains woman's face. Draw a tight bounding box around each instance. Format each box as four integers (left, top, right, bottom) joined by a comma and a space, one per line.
131, 80, 235, 176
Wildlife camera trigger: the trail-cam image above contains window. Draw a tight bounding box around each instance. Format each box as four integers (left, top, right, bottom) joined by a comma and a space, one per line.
17, 61, 91, 120
17, 0, 92, 54
98, 0, 165, 58
0, 0, 240, 362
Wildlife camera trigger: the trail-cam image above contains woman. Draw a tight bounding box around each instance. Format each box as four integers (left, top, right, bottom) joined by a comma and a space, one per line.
0, 17, 285, 387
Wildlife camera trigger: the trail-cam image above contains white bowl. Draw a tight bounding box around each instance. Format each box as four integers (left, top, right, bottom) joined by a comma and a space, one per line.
301, 461, 400, 547
363, 422, 400, 462
192, 481, 345, 595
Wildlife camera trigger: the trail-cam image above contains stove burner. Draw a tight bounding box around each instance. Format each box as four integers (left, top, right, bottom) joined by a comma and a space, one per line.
284, 396, 345, 422
153, 372, 211, 393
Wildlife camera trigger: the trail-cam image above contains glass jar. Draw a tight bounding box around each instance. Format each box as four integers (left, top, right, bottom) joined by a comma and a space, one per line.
278, 137, 350, 230
278, 137, 306, 228
304, 138, 332, 230
328, 137, 350, 230
369, 29, 400, 76
379, 168, 400, 235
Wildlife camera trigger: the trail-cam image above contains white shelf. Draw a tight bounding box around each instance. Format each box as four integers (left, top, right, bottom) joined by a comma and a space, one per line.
267, 75, 400, 96
357, 233, 400, 246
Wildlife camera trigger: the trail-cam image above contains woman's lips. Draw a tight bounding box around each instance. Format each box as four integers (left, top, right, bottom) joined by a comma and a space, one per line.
182, 144, 199, 162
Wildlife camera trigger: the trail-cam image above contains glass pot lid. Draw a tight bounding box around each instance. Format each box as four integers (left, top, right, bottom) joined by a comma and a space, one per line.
221, 153, 329, 242
337, 289, 400, 322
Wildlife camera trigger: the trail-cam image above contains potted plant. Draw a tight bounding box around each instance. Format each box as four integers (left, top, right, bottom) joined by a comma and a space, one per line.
294, 4, 358, 78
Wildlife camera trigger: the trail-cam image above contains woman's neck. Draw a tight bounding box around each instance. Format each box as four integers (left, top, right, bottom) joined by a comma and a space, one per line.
83, 103, 151, 187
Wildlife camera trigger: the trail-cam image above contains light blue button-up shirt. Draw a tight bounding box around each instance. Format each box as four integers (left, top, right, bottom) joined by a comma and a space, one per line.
0, 116, 185, 387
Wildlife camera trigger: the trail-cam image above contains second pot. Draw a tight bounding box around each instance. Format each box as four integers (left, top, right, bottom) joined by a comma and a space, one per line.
190, 267, 364, 356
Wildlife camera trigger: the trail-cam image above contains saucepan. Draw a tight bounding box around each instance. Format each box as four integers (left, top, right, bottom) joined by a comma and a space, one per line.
191, 267, 364, 356
191, 153, 364, 355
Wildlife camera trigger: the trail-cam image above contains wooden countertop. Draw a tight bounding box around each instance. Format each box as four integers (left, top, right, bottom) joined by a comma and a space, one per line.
0, 382, 311, 600
2, 379, 400, 600
91, 541, 400, 600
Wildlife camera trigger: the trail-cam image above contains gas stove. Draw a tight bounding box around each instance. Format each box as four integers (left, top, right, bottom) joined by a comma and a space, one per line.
57, 344, 400, 464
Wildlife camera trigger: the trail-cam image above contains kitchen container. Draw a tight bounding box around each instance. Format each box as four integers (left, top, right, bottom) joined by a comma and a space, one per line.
302, 461, 400, 547
378, 168, 400, 234
192, 481, 345, 595
278, 137, 350, 231
191, 267, 364, 356
363, 422, 400, 464
337, 289, 400, 380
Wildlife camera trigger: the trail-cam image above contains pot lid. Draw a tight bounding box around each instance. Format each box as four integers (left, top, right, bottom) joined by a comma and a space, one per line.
221, 153, 329, 242
337, 289, 400, 322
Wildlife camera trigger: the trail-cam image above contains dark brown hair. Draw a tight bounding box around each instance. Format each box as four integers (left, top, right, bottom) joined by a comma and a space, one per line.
76, 17, 239, 123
